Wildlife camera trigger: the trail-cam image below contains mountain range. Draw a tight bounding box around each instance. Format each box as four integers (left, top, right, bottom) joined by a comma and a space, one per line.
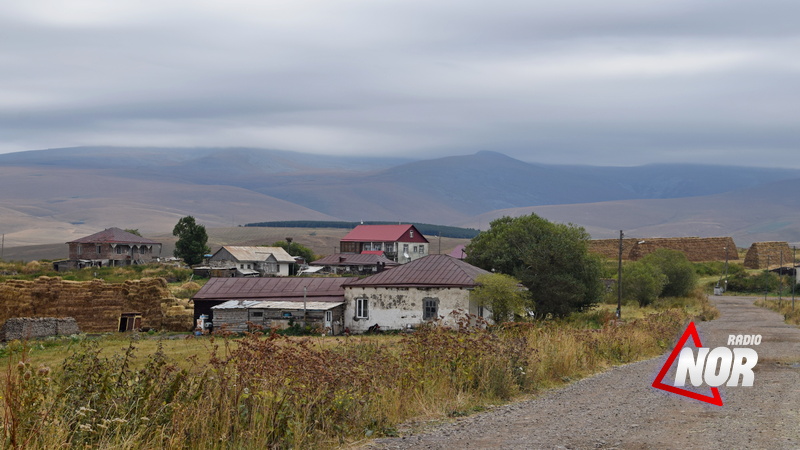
1, 146, 800, 253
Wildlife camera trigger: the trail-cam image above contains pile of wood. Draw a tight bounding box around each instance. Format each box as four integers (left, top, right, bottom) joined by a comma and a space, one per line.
744, 242, 794, 269
591, 237, 738, 262
0, 277, 193, 332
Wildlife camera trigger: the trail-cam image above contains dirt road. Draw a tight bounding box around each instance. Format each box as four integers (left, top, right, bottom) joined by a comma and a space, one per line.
367, 296, 800, 449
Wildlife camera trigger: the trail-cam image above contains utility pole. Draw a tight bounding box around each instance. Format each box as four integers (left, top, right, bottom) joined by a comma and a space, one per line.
0, 233, 4, 261
303, 286, 308, 328
780, 249, 784, 307
793, 246, 797, 312
617, 230, 623, 320
765, 255, 770, 302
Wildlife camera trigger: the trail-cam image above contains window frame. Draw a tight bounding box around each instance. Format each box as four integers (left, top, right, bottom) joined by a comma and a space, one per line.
355, 297, 369, 319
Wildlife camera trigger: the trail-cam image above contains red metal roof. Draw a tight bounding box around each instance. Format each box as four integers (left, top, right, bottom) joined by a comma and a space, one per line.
311, 253, 399, 266
193, 277, 357, 301
341, 224, 429, 243
346, 254, 489, 288
68, 227, 160, 245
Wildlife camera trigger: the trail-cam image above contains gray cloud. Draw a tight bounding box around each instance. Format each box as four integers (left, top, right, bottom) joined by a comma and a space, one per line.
1, 0, 799, 167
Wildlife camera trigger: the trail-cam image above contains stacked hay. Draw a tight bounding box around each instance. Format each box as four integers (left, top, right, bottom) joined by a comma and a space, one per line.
589, 239, 639, 260
628, 237, 738, 262
744, 242, 793, 269
0, 277, 193, 332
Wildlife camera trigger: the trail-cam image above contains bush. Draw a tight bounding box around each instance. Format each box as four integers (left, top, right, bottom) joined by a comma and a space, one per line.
620, 261, 667, 307
640, 249, 697, 298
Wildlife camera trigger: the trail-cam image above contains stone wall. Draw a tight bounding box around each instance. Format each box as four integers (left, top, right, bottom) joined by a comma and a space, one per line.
0, 277, 193, 332
0, 317, 79, 341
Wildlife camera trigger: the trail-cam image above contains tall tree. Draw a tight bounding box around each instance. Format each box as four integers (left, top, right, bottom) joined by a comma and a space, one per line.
173, 216, 210, 266
466, 214, 603, 317
639, 249, 697, 298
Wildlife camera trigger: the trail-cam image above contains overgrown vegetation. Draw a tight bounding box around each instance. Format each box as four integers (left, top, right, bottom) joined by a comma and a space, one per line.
2, 298, 707, 449
755, 298, 800, 326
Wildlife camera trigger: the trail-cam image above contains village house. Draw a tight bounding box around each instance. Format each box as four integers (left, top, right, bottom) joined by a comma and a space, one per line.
54, 227, 162, 271
343, 254, 491, 333
192, 277, 355, 334
339, 224, 429, 263
206, 245, 295, 277
309, 253, 399, 275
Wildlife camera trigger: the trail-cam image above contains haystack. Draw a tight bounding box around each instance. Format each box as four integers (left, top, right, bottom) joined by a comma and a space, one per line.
744, 242, 794, 269
591, 236, 737, 262
0, 276, 193, 332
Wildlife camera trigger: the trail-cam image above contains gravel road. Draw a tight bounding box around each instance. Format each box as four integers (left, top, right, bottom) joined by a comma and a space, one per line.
365, 296, 800, 449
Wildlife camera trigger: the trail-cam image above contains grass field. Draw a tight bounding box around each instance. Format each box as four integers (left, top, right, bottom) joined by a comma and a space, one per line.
1, 293, 714, 449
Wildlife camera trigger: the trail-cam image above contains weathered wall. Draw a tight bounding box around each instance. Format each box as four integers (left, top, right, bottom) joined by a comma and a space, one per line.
0, 277, 193, 332
343, 286, 483, 333
744, 242, 793, 269
0, 317, 80, 341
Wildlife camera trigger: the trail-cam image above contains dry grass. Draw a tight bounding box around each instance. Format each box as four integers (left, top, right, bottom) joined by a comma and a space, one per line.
1, 304, 694, 449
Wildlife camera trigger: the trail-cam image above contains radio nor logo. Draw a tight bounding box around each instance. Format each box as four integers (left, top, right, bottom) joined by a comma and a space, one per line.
652, 322, 759, 406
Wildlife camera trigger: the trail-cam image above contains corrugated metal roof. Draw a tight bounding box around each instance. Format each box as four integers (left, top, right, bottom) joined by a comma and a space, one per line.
346, 254, 489, 288
193, 277, 356, 300
217, 246, 295, 263
341, 224, 429, 243
311, 253, 399, 266
212, 300, 343, 310
68, 227, 160, 245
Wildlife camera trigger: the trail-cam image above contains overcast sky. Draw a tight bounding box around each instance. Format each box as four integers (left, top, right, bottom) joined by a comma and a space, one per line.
2, 1, 799, 167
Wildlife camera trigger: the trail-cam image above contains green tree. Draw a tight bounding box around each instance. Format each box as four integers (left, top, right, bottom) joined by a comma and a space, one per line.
124, 229, 142, 237
640, 249, 697, 297
620, 261, 667, 307
466, 214, 603, 317
470, 273, 530, 322
172, 216, 210, 266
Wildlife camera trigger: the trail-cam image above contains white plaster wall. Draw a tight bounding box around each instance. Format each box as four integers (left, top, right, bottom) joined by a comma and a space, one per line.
343, 286, 485, 332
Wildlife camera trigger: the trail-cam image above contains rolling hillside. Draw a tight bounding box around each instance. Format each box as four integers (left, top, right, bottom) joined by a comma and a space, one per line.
2, 146, 800, 255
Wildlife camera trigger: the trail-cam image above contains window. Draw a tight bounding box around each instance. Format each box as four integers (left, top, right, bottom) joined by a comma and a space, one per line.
240, 264, 245, 269
409, 230, 414, 238
363, 243, 371, 251
116, 246, 123, 254
325, 310, 332, 322
96, 245, 102, 254
140, 246, 147, 254
403, 244, 409, 254
373, 242, 382, 251
418, 245, 425, 254
77, 245, 82, 255
413, 246, 418, 253
356, 298, 369, 319
423, 298, 439, 321
251, 311, 264, 318
385, 243, 394, 252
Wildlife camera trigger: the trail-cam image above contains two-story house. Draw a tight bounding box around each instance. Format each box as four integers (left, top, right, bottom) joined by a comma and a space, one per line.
339, 224, 429, 263
56, 227, 162, 271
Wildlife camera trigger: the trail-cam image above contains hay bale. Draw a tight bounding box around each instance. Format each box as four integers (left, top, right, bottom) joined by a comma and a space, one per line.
744, 242, 793, 269
591, 236, 737, 262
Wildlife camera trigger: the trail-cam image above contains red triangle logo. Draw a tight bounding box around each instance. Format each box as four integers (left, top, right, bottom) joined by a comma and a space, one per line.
652, 322, 723, 406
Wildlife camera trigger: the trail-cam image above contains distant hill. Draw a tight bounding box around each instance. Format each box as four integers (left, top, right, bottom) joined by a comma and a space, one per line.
458, 177, 800, 247
2, 146, 800, 250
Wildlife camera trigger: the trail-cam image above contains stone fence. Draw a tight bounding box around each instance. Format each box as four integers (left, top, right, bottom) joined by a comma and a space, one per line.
0, 317, 80, 341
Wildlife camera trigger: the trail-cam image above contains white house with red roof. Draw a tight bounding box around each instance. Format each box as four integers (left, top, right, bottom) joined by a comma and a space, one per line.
339, 224, 429, 263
